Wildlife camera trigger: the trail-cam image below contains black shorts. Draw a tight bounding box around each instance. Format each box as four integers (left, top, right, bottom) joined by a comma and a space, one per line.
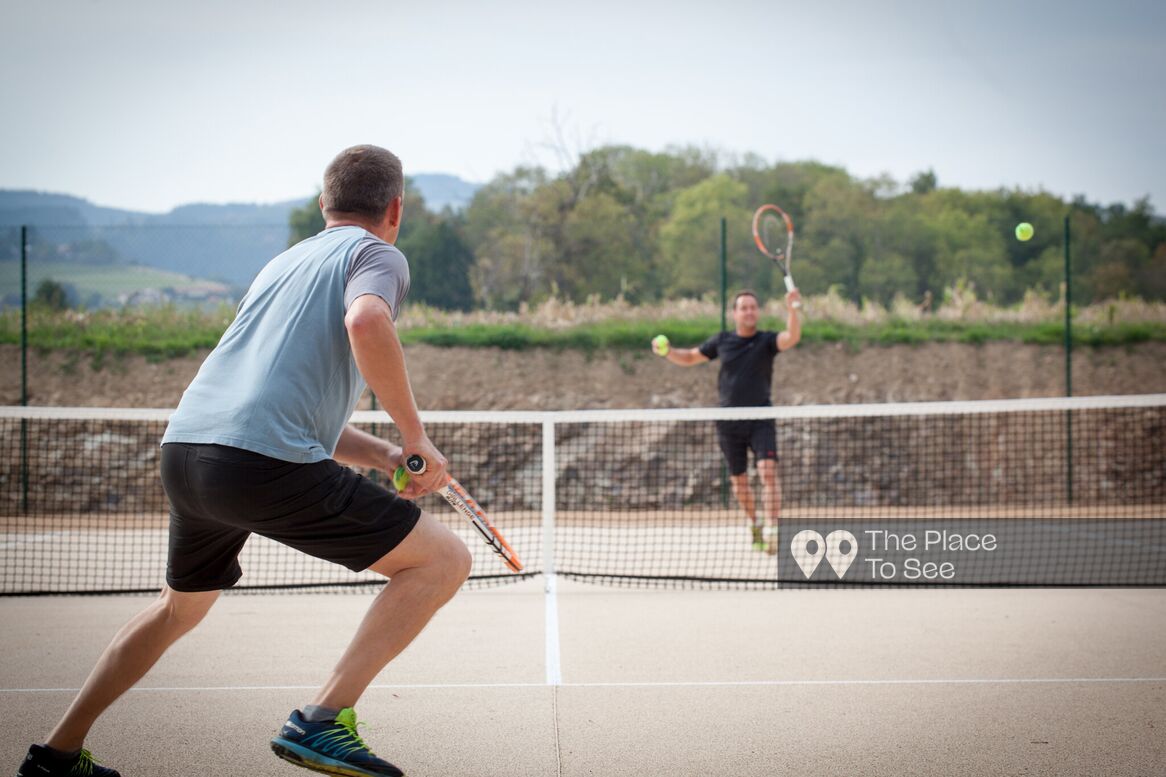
160, 443, 421, 592
715, 419, 778, 476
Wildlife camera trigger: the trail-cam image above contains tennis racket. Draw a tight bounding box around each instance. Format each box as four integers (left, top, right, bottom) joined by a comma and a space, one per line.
396, 455, 524, 574
751, 203, 802, 309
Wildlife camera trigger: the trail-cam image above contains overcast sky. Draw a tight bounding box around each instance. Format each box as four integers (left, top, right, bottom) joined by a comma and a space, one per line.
1, 0, 1163, 213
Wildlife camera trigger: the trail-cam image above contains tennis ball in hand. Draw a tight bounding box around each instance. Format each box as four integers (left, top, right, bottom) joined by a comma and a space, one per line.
392, 465, 410, 492
652, 334, 670, 355
1015, 222, 1034, 241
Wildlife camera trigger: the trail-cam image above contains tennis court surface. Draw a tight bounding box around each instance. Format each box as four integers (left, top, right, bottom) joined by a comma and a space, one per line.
2, 396, 1164, 774
2, 583, 1164, 776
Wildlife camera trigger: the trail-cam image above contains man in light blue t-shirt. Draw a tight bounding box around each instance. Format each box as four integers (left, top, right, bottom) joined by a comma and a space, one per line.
18, 146, 465, 777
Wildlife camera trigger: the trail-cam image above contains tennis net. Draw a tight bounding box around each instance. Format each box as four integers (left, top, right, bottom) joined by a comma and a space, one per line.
1, 395, 1163, 593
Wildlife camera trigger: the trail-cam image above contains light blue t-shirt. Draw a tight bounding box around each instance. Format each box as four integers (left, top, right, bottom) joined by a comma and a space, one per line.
162, 226, 410, 462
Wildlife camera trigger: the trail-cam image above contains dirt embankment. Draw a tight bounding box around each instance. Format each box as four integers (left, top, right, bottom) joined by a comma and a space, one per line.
3, 342, 1164, 409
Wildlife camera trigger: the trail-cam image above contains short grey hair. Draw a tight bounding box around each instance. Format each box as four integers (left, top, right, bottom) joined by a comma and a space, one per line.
321, 145, 403, 219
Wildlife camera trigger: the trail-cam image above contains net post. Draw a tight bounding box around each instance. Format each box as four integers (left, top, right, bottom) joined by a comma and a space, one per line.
1064, 214, 1072, 397
20, 225, 29, 513
541, 419, 556, 583
541, 418, 562, 685
1064, 214, 1073, 504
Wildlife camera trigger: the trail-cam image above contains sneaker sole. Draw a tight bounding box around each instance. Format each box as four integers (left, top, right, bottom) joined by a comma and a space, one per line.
270, 739, 403, 777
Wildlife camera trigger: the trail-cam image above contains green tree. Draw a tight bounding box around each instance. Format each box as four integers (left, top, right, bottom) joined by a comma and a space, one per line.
559, 190, 645, 301
33, 278, 71, 310
1139, 243, 1166, 300
287, 193, 324, 247
909, 169, 938, 195
464, 168, 557, 309
859, 251, 918, 305
1089, 238, 1149, 301
800, 173, 877, 302
657, 175, 752, 298
398, 219, 476, 311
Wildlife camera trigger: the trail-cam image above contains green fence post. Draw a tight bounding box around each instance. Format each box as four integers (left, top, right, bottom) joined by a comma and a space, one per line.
720, 217, 729, 508
1064, 214, 1073, 505
720, 217, 728, 332
21, 225, 29, 512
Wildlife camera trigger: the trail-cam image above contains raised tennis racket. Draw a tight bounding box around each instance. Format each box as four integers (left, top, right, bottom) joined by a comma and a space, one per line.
395, 455, 524, 573
752, 203, 802, 309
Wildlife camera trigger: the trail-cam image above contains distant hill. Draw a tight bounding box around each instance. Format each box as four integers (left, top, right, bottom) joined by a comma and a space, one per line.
0, 174, 481, 289
410, 173, 481, 211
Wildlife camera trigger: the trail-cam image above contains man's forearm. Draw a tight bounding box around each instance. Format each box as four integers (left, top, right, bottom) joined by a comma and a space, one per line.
786, 309, 801, 341
334, 425, 400, 472
666, 348, 707, 367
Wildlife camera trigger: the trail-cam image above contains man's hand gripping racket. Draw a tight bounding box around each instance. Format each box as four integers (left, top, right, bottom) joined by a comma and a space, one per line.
752, 203, 802, 310
393, 456, 524, 574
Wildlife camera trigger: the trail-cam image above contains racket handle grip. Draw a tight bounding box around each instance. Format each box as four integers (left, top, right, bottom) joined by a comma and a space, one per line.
405, 454, 427, 475
783, 275, 803, 309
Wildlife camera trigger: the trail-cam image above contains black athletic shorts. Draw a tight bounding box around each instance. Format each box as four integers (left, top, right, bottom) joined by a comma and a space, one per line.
160, 442, 421, 592
715, 419, 778, 476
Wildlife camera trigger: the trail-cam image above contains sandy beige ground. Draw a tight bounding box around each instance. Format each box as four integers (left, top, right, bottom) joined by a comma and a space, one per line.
1, 583, 1163, 776
3, 342, 1165, 408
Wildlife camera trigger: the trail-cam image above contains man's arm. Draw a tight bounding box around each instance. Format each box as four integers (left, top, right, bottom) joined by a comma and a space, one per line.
660, 347, 710, 367
344, 293, 445, 497
777, 289, 802, 351
334, 426, 403, 474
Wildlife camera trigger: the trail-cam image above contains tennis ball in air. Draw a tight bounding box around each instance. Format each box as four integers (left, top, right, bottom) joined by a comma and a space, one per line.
1015, 222, 1034, 241
392, 466, 410, 492
652, 334, 670, 355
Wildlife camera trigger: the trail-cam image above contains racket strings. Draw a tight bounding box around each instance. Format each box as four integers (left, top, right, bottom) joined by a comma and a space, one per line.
761, 214, 788, 260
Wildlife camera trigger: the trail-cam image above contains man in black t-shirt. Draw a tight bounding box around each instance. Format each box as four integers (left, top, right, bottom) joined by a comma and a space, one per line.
653, 289, 801, 553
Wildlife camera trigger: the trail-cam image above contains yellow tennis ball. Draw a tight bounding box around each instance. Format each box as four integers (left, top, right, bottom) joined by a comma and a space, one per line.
652, 334, 670, 355
392, 466, 410, 492
1015, 222, 1034, 241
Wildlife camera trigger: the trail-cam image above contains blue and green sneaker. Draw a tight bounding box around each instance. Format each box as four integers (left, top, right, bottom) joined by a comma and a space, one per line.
17, 745, 121, 777
271, 707, 404, 777
751, 524, 766, 551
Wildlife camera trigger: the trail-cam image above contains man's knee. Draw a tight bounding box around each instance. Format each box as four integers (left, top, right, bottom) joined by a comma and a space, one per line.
371, 512, 472, 593
439, 533, 473, 591
157, 586, 219, 632
757, 459, 779, 482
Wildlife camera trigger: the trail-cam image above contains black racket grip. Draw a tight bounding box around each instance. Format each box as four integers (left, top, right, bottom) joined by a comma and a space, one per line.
405, 454, 427, 475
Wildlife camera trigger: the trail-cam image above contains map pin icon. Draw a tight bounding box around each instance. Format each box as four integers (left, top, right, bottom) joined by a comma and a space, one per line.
790, 530, 826, 578
825, 530, 858, 578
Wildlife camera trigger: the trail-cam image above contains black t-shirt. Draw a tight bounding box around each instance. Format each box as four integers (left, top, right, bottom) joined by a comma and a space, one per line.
698, 330, 781, 407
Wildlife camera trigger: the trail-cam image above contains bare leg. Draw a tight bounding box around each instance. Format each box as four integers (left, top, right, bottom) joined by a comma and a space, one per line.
757, 459, 781, 523
729, 472, 758, 526
757, 459, 782, 553
729, 471, 766, 549
46, 587, 220, 750
311, 511, 471, 709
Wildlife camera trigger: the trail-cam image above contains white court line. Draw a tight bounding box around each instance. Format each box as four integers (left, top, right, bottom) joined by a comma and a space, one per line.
542, 419, 562, 687
545, 572, 562, 686
4, 677, 1164, 693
